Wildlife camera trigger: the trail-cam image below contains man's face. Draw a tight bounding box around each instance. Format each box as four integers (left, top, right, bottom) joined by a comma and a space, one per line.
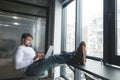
24, 36, 33, 46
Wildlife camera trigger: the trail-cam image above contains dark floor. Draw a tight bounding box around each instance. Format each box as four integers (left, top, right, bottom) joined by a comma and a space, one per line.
1, 77, 53, 80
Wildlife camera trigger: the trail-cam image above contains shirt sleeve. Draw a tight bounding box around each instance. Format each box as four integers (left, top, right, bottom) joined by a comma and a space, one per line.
14, 48, 34, 69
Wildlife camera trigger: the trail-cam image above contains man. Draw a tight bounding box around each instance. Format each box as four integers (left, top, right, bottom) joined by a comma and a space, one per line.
14, 33, 86, 76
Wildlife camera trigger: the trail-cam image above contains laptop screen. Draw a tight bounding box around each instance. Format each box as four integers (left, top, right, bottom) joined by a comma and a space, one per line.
45, 45, 53, 58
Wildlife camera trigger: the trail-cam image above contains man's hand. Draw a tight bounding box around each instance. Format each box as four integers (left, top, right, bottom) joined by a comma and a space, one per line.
33, 53, 45, 61
37, 53, 45, 59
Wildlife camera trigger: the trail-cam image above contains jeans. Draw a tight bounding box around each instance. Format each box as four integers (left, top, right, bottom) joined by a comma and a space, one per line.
25, 52, 76, 76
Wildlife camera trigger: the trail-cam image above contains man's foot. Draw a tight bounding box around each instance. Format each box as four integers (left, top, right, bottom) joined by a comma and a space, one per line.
74, 41, 86, 65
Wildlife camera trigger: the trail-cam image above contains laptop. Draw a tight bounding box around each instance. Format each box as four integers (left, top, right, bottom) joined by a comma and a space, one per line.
45, 45, 53, 58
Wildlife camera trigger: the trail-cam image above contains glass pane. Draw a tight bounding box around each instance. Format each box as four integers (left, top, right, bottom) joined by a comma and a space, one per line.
117, 0, 120, 55
66, 1, 75, 51
0, 12, 46, 79
65, 1, 75, 80
82, 0, 103, 58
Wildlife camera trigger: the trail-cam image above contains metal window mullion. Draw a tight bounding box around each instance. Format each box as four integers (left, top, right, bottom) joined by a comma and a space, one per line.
60, 7, 67, 78
74, 0, 82, 80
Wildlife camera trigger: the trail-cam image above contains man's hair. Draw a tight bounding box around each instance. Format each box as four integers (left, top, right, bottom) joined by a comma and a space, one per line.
21, 33, 33, 40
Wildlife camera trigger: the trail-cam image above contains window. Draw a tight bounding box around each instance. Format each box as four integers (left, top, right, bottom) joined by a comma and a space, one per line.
65, 1, 76, 80
62, 0, 120, 78
117, 0, 120, 55
61, 0, 76, 80
81, 0, 103, 58
66, 1, 75, 51
104, 0, 120, 66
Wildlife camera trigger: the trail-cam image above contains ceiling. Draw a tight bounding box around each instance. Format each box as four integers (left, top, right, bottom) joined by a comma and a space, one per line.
7, 0, 49, 7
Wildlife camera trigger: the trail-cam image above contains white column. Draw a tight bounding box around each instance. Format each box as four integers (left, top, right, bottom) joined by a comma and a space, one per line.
53, 0, 62, 79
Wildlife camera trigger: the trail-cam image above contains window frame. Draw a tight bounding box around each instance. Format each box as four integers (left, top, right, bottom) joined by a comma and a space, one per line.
61, 0, 120, 79
61, 0, 81, 80
62, 0, 74, 8
103, 0, 120, 66
79, 0, 104, 60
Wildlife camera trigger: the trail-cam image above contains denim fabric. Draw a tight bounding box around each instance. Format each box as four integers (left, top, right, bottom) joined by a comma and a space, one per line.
25, 52, 76, 76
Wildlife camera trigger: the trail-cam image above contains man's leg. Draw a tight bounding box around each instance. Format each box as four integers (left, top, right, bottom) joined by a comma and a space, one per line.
25, 52, 76, 76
